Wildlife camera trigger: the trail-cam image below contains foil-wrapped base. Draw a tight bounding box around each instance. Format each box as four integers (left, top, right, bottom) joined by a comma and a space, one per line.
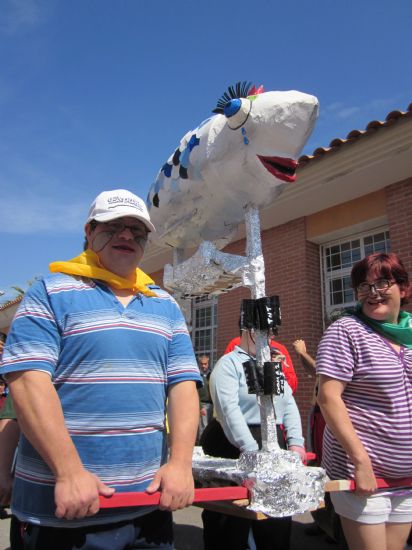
240, 449, 326, 517
192, 447, 327, 518
164, 241, 249, 297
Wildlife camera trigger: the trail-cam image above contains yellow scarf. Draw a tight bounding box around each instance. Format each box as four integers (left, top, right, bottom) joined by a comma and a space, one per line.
49, 249, 157, 297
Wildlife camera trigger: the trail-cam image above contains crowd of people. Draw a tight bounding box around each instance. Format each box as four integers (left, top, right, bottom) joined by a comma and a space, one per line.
0, 187, 411, 550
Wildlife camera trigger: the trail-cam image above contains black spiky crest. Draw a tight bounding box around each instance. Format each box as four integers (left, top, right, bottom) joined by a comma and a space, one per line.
212, 81, 254, 114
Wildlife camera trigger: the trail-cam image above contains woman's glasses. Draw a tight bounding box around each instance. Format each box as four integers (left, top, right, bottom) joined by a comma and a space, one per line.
357, 279, 395, 295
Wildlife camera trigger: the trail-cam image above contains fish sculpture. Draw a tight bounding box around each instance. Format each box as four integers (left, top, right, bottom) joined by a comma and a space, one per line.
147, 82, 319, 249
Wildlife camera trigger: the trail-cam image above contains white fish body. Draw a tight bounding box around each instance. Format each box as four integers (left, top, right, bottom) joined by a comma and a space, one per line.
147, 89, 319, 249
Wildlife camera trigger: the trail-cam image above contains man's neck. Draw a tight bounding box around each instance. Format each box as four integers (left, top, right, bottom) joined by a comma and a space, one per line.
239, 334, 256, 357
110, 287, 136, 306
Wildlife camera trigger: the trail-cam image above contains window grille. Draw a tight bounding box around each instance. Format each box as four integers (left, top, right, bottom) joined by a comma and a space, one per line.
322, 229, 390, 321
191, 295, 218, 367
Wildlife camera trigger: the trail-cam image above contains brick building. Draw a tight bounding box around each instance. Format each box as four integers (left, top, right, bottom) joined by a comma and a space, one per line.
145, 103, 412, 431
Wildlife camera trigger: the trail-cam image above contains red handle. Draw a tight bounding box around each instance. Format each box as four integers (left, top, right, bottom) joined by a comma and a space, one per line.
99, 477, 412, 509
348, 476, 412, 491
99, 486, 249, 509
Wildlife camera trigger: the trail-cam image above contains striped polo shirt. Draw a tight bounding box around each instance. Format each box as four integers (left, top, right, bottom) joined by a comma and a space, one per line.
1, 273, 201, 527
316, 315, 412, 481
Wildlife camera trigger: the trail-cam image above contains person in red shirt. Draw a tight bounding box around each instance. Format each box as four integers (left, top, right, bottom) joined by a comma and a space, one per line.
223, 336, 298, 394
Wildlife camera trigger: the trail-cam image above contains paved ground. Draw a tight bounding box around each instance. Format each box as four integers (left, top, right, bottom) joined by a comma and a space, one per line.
2, 506, 411, 549
0, 506, 340, 550
173, 506, 339, 550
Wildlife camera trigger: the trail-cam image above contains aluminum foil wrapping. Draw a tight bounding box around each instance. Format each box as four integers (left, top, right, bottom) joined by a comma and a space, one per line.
192, 447, 327, 518
239, 449, 326, 517
243, 206, 266, 298
192, 448, 252, 487
258, 395, 280, 453
245, 206, 263, 261
163, 241, 249, 297
242, 255, 265, 297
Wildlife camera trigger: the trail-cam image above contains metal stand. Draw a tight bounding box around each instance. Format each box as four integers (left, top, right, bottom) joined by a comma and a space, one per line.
166, 205, 327, 518
243, 205, 279, 453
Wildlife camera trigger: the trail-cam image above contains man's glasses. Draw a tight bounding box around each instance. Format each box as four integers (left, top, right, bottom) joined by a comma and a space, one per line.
356, 279, 395, 295
89, 220, 149, 252
101, 221, 149, 241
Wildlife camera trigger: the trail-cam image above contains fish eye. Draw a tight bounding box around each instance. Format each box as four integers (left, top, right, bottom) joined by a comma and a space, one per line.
224, 99, 242, 118
224, 98, 252, 130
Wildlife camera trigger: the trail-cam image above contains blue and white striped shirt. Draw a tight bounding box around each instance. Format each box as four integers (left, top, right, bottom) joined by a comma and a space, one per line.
1, 273, 201, 527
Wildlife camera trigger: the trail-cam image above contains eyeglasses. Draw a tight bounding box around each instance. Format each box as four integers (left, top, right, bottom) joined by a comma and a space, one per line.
100, 221, 149, 241
356, 279, 395, 294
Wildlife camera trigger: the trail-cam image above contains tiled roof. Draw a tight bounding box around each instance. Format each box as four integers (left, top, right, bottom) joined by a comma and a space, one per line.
298, 102, 412, 168
0, 294, 23, 312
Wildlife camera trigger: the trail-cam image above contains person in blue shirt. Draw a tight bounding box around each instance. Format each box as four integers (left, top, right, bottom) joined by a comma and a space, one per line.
201, 326, 305, 550
1, 189, 201, 550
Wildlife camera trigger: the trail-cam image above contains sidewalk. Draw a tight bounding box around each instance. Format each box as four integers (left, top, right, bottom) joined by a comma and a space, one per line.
2, 507, 411, 549
173, 506, 339, 550
1, 507, 337, 550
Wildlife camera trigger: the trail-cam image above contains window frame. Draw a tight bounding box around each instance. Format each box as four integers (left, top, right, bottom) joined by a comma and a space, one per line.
321, 227, 391, 322
191, 295, 218, 366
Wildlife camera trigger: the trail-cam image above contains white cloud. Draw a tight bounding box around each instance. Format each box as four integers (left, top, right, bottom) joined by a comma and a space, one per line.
319, 102, 361, 122
335, 106, 361, 119
324, 101, 344, 113
323, 95, 405, 124
0, 0, 50, 35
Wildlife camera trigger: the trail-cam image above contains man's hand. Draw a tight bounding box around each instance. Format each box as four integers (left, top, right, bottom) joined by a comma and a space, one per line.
0, 417, 20, 508
145, 461, 194, 511
54, 469, 114, 520
152, 381, 197, 511
293, 339, 307, 355
200, 407, 207, 417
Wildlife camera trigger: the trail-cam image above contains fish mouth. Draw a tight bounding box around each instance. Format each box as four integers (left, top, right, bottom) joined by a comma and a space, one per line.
257, 155, 298, 183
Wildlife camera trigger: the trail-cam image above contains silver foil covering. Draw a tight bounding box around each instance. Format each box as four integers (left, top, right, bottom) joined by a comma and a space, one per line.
239, 449, 326, 517
174, 203, 327, 517
164, 241, 249, 297
258, 394, 280, 453
193, 447, 327, 518
245, 206, 263, 259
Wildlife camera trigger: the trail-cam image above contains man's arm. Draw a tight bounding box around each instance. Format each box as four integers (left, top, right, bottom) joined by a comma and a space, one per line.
146, 380, 198, 511
293, 339, 316, 377
7, 370, 114, 519
0, 417, 20, 506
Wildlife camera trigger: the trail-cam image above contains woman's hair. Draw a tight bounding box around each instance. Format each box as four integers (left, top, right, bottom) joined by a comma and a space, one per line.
351, 252, 410, 305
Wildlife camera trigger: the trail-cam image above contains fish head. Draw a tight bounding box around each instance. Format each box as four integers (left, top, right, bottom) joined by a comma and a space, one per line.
222, 90, 319, 186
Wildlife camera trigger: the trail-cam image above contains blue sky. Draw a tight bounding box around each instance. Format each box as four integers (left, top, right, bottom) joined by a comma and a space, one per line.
1, 0, 411, 301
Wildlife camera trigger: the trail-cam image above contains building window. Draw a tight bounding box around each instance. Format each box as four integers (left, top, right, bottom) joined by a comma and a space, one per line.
322, 229, 390, 320
191, 296, 218, 366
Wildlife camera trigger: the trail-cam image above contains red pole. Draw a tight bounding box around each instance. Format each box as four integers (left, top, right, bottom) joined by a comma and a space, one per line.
99, 486, 249, 509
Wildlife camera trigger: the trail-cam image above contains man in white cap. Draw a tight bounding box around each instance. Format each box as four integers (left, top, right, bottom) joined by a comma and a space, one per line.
1, 189, 201, 550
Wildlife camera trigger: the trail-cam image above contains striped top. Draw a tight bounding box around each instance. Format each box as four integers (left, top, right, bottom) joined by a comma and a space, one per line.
0, 273, 201, 527
316, 315, 412, 481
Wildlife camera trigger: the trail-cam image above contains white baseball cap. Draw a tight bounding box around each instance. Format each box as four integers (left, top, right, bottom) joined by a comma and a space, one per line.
86, 189, 155, 232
